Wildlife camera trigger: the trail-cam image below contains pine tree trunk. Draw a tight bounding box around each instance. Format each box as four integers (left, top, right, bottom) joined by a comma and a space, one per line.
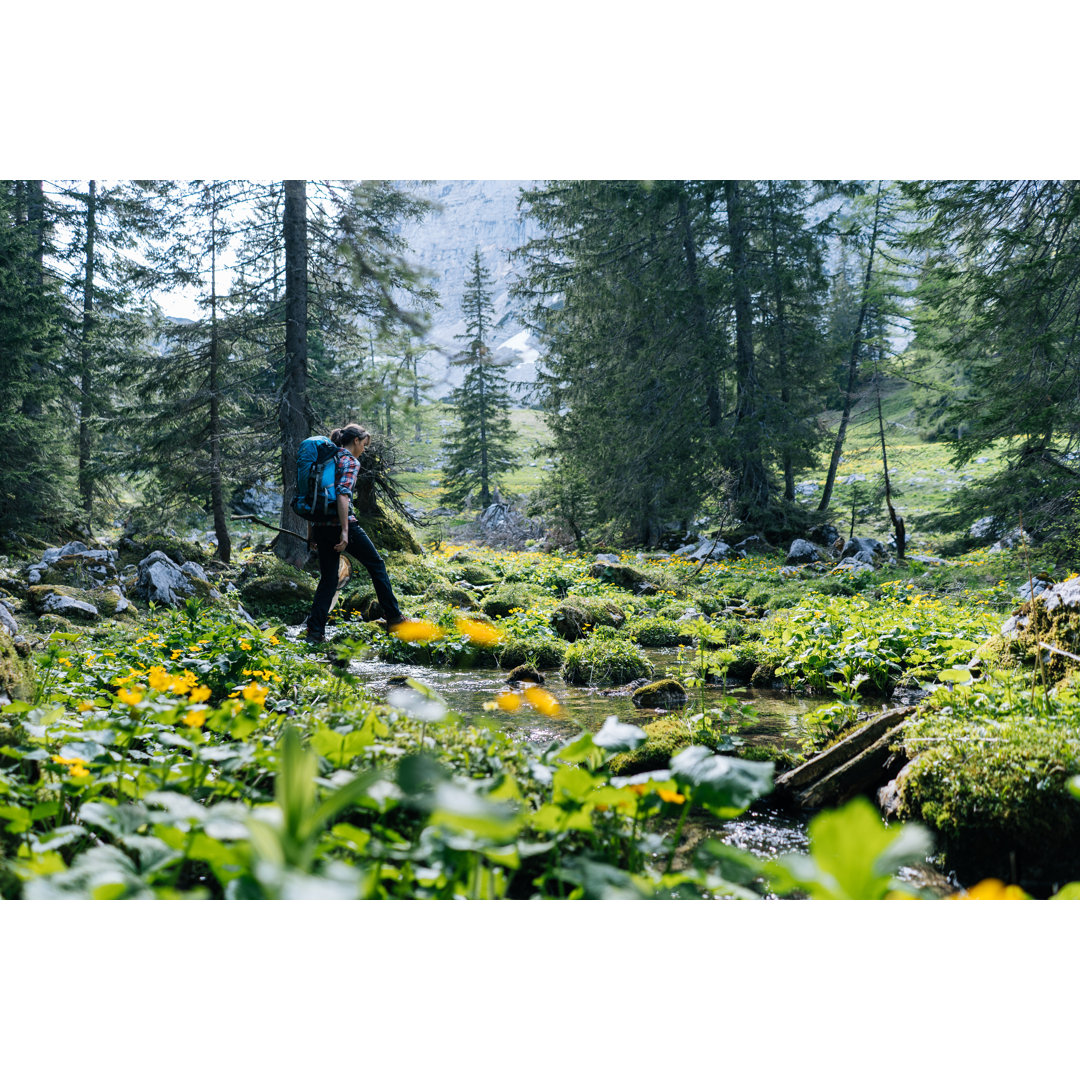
725, 180, 768, 508
817, 182, 883, 515
276, 180, 312, 566
79, 181, 96, 530
677, 187, 718, 427
478, 358, 490, 507
22, 181, 46, 420
208, 186, 232, 564
767, 187, 796, 502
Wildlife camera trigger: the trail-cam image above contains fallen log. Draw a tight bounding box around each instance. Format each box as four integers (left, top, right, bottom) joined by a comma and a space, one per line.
776, 705, 914, 809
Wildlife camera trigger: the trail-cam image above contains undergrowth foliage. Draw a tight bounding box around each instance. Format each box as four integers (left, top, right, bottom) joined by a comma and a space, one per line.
2, 541, 1079, 899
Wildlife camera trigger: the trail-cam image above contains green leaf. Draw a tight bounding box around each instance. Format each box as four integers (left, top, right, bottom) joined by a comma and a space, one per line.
1066, 776, 1080, 802
593, 716, 647, 752
1050, 882, 1080, 900
428, 781, 521, 842
669, 746, 774, 818
937, 667, 973, 683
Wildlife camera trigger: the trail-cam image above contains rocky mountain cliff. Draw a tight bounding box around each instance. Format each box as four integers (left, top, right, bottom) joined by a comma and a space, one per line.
396, 180, 543, 400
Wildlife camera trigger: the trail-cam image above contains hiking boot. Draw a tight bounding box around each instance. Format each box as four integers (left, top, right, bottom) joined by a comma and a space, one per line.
305, 628, 327, 645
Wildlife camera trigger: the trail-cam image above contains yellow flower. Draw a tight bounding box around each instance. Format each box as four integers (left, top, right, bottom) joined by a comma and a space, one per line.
68, 763, 90, 778
171, 649, 183, 660
268, 635, 280, 645
494, 691, 522, 712
239, 640, 252, 651
147, 666, 173, 691
77, 700, 95, 712
182, 710, 207, 729
656, 788, 687, 805
960, 879, 1030, 900
391, 619, 445, 642
117, 686, 144, 706
455, 618, 503, 647
52, 754, 86, 766
57, 657, 71, 668
523, 686, 561, 716
189, 685, 212, 703
242, 682, 268, 706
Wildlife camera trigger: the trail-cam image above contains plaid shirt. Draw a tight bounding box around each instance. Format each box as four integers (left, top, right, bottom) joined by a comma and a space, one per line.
335, 447, 361, 522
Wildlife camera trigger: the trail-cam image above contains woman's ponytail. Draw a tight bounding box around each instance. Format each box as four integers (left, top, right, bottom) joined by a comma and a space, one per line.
331, 423, 369, 447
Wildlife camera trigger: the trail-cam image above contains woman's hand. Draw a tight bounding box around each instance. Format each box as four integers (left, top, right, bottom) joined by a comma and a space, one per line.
334, 529, 348, 553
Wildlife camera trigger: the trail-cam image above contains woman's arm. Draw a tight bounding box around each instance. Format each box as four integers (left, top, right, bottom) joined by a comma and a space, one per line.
333, 493, 350, 552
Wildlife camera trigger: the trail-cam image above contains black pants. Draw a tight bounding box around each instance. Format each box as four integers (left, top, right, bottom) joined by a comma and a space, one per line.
308, 522, 404, 633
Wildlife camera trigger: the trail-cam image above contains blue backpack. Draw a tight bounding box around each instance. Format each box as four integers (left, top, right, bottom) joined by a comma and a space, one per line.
291, 436, 340, 522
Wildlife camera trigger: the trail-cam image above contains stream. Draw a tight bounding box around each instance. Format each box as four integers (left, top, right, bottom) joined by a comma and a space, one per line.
335, 641, 821, 869
299, 633, 958, 894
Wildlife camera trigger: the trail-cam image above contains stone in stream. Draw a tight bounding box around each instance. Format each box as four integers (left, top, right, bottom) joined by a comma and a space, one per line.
631, 678, 689, 709
505, 664, 544, 686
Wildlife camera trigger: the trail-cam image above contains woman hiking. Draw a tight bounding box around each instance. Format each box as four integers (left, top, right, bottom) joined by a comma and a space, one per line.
304, 423, 406, 644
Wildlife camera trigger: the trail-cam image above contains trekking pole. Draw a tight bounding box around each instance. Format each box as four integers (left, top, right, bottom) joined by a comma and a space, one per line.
230, 514, 309, 544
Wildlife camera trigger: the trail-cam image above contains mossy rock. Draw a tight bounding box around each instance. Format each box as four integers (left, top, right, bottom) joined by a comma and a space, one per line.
26, 584, 101, 622
609, 717, 695, 776
728, 640, 785, 686
550, 597, 626, 641
506, 664, 544, 685
562, 633, 652, 686
631, 678, 689, 709
121, 534, 207, 568
35, 614, 78, 632
588, 561, 648, 591
625, 616, 696, 647
355, 511, 423, 556
385, 556, 445, 596
338, 589, 382, 622
0, 634, 34, 703
238, 557, 317, 621
481, 584, 542, 619
454, 561, 501, 587
1008, 586, 1080, 684
423, 581, 477, 608
498, 637, 568, 671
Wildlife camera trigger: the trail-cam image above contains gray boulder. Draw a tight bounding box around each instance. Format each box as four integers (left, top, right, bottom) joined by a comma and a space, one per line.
40, 541, 89, 566
833, 557, 874, 574
42, 592, 99, 621
786, 538, 826, 565
136, 551, 196, 607
0, 601, 18, 637
689, 538, 739, 562
180, 561, 209, 583
1002, 578, 1080, 636
840, 537, 886, 564
969, 516, 1001, 541
988, 528, 1032, 554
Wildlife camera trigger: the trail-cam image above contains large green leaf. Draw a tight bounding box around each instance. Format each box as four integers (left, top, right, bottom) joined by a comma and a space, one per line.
769, 797, 933, 899
669, 746, 774, 818
428, 781, 522, 842
593, 716, 647, 752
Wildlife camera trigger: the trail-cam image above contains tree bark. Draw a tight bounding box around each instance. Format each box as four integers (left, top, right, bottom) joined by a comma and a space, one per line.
875, 356, 905, 558
79, 181, 96, 530
817, 181, 883, 515
276, 180, 312, 566
724, 180, 769, 508
766, 183, 796, 502
208, 184, 232, 564
676, 186, 718, 427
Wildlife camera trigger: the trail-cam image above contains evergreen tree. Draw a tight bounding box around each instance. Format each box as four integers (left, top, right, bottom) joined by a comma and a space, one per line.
902, 180, 1080, 543
440, 250, 518, 510
0, 182, 70, 541
517, 181, 722, 544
